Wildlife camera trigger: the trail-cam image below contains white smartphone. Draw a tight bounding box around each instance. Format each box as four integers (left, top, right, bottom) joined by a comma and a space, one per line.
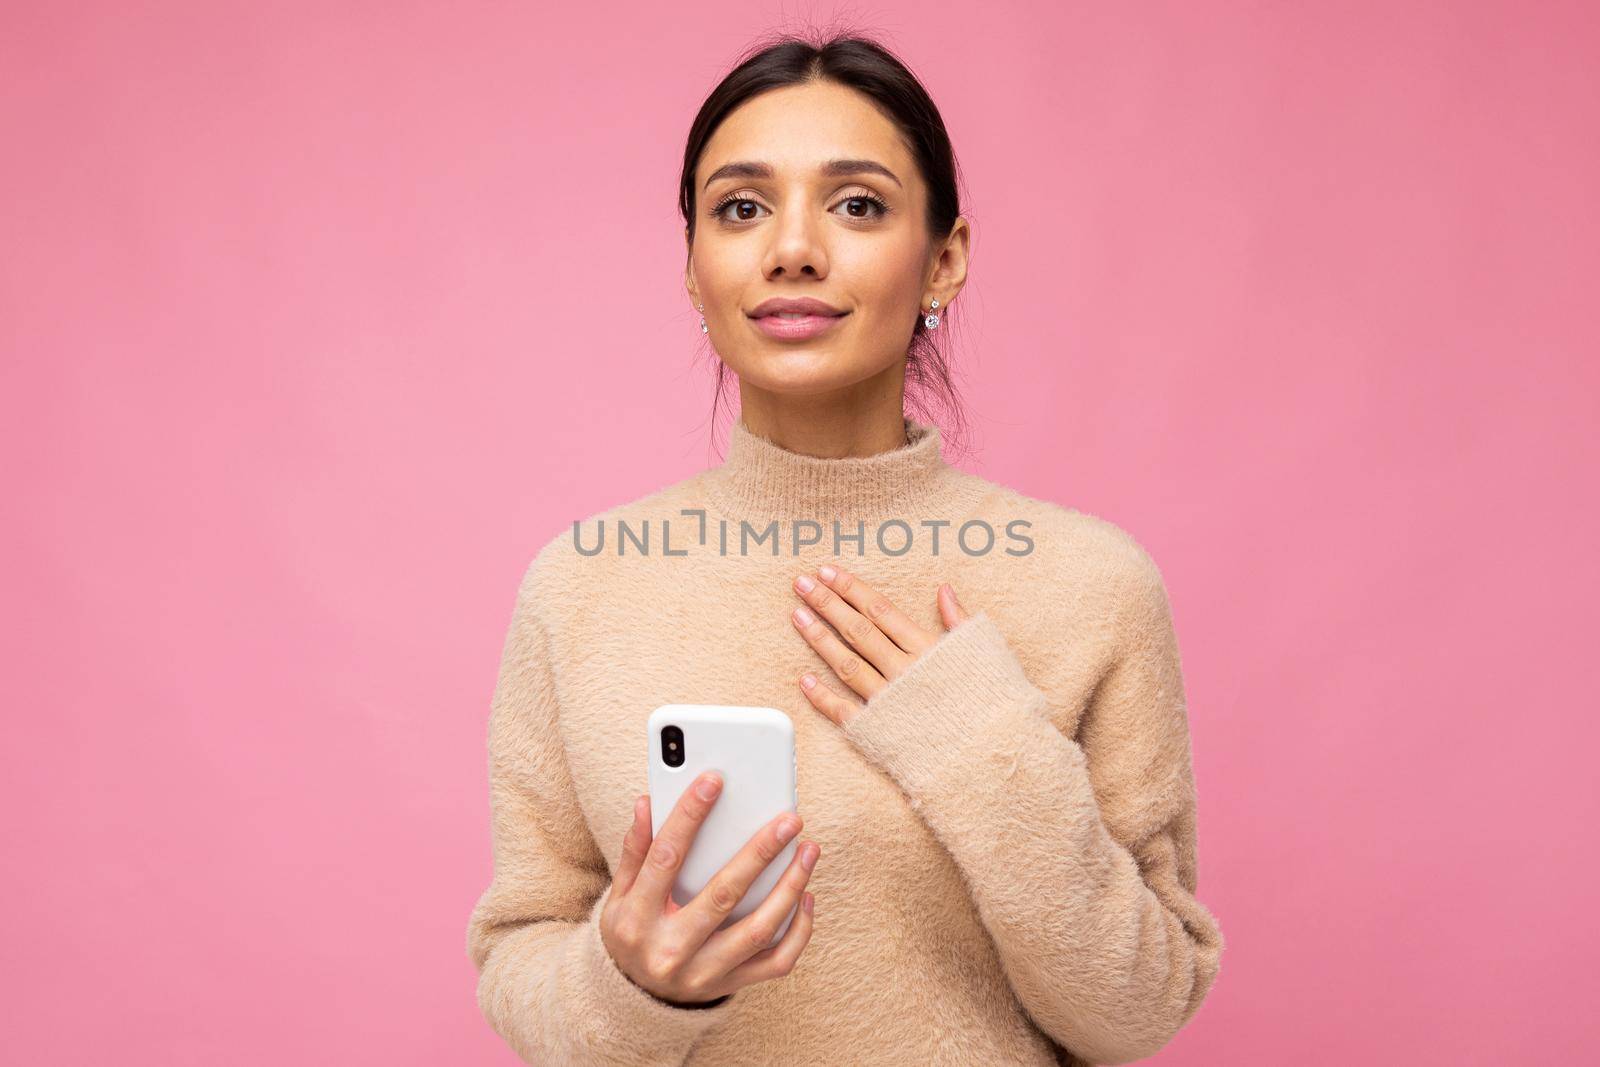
646, 704, 800, 947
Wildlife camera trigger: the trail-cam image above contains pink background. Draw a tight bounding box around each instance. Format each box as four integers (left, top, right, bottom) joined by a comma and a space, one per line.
5, 2, 1596, 1063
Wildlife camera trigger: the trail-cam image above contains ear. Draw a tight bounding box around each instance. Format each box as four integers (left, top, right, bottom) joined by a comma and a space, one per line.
925, 216, 971, 309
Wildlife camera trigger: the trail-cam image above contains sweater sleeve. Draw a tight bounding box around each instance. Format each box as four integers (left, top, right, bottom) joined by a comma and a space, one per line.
839, 561, 1224, 1066
466, 569, 740, 1065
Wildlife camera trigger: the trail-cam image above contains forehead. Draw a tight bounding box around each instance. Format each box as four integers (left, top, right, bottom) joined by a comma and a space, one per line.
697, 81, 914, 186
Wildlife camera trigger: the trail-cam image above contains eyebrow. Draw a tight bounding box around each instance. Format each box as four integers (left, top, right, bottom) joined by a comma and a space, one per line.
702, 159, 903, 192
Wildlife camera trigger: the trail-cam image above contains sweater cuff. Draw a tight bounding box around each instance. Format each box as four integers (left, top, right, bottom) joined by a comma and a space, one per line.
579, 891, 740, 1045
842, 611, 1048, 793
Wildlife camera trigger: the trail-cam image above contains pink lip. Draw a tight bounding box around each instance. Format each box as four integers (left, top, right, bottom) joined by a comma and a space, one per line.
751, 311, 850, 340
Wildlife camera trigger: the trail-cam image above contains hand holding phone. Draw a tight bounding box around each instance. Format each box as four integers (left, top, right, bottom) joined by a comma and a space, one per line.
599, 778, 820, 1006
597, 706, 820, 1007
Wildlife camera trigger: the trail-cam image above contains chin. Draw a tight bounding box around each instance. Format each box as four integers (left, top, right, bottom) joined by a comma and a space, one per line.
747, 364, 886, 399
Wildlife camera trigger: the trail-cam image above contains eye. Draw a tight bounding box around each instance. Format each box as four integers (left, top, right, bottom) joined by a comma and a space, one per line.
708, 193, 767, 223
835, 190, 890, 220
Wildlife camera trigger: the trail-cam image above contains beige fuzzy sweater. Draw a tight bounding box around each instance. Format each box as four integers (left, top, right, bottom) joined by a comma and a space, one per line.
466, 416, 1223, 1066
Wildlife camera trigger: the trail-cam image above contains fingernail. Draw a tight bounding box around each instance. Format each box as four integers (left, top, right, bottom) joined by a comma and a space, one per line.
696, 774, 721, 800
803, 892, 814, 914
793, 606, 815, 626
819, 564, 837, 581
801, 843, 819, 870
776, 816, 800, 842
795, 574, 815, 593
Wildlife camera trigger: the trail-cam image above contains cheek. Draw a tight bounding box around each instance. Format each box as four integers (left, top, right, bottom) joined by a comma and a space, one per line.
837, 241, 926, 315
693, 243, 759, 302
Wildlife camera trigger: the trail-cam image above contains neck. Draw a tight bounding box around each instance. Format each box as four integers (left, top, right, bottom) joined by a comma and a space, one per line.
702, 414, 967, 521
733, 406, 911, 462
732, 361, 909, 461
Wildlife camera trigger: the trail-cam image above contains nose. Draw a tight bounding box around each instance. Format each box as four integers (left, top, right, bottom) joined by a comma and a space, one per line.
764, 207, 829, 279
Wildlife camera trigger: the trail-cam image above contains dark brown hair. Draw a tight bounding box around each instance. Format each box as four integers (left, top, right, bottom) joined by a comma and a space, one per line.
680, 28, 973, 458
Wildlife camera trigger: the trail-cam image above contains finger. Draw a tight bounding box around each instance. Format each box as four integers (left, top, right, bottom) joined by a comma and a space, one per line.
676, 810, 803, 944
612, 794, 653, 897
791, 602, 888, 700
696, 839, 820, 974
723, 886, 816, 988
799, 671, 863, 727
817, 563, 938, 658
937, 582, 970, 630
793, 572, 909, 679
630, 771, 723, 910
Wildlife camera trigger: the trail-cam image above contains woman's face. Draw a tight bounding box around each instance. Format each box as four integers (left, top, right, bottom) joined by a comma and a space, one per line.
686, 80, 968, 399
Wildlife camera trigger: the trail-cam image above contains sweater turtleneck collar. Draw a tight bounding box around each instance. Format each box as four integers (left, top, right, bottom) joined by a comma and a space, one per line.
702, 415, 968, 522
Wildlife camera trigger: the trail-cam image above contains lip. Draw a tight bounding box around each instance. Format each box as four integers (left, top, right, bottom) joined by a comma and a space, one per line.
748, 296, 847, 318
750, 311, 850, 340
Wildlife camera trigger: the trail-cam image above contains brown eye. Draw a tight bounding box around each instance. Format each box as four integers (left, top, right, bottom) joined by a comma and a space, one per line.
709, 195, 767, 223
836, 193, 890, 220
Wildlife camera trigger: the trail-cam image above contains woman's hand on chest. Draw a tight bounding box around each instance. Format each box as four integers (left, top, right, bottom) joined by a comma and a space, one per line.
789, 562, 969, 725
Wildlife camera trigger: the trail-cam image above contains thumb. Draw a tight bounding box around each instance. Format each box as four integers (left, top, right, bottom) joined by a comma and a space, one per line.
937, 583, 969, 630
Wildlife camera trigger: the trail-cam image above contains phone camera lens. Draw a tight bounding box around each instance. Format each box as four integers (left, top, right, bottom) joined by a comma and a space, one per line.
661, 725, 685, 768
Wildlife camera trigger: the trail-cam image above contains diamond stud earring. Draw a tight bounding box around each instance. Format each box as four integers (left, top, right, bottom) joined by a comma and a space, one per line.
923, 297, 941, 330
699, 302, 706, 333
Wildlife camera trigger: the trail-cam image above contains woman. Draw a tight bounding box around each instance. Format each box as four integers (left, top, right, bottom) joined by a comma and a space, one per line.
466, 31, 1223, 1067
